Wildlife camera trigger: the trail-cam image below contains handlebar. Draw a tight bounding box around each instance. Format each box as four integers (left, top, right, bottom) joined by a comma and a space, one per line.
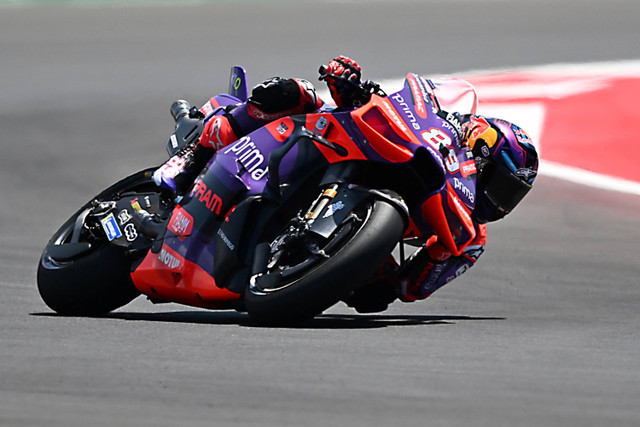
170, 100, 192, 122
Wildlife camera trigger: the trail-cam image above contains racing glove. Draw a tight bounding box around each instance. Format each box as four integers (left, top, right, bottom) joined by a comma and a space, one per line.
319, 56, 366, 108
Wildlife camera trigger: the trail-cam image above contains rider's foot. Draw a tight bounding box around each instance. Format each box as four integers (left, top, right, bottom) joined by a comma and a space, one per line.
153, 143, 215, 196
153, 145, 195, 194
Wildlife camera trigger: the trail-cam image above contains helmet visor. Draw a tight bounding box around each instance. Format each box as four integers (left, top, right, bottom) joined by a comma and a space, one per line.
483, 165, 533, 214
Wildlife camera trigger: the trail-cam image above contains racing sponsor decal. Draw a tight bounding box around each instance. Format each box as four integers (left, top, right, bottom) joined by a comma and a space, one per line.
169, 134, 178, 149
158, 245, 183, 270
468, 117, 498, 151
453, 177, 475, 203
391, 93, 421, 130
380, 98, 408, 133
460, 160, 477, 178
222, 136, 269, 180
322, 201, 345, 218
247, 103, 287, 121
130, 198, 142, 212
217, 229, 235, 251
117, 209, 132, 225
449, 264, 470, 283
192, 180, 223, 215
447, 185, 473, 228
101, 213, 122, 241
209, 117, 227, 151
313, 116, 328, 134
515, 168, 537, 181
200, 101, 215, 117
124, 223, 138, 242
463, 244, 484, 262
168, 206, 193, 237
406, 74, 428, 119
277, 121, 289, 135
266, 117, 294, 142
445, 112, 463, 139
514, 126, 533, 147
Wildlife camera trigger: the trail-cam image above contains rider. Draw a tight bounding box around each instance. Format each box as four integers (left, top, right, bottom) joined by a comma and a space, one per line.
153, 56, 539, 312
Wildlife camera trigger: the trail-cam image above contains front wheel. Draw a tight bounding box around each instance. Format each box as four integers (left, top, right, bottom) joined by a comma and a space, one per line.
245, 192, 406, 324
37, 169, 162, 315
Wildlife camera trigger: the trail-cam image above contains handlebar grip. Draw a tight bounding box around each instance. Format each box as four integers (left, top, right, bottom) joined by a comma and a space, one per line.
170, 100, 191, 122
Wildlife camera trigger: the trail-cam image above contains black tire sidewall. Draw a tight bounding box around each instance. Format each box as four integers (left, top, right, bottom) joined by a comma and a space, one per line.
36, 169, 156, 315
245, 197, 405, 324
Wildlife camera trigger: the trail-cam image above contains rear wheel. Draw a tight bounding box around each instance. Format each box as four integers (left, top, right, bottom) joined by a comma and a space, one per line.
245, 193, 405, 324
37, 169, 161, 315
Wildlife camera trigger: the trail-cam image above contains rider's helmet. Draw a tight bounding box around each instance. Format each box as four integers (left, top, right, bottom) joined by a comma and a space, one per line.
465, 115, 539, 223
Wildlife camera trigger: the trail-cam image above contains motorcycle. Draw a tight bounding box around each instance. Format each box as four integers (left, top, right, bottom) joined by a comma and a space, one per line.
37, 66, 479, 324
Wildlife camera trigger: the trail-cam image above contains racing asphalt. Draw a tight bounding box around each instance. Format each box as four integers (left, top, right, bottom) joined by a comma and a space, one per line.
1, 1, 640, 426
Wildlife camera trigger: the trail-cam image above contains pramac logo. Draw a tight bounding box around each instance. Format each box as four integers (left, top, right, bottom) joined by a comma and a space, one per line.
168, 206, 193, 237
192, 179, 223, 214
406, 74, 428, 119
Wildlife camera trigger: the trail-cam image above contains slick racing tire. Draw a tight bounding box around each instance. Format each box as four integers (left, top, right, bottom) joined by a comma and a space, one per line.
245, 194, 405, 325
37, 169, 157, 316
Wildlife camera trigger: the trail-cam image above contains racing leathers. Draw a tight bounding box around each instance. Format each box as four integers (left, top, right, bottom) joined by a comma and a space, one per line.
344, 192, 488, 313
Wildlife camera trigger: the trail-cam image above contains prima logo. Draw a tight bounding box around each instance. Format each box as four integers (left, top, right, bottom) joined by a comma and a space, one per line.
223, 136, 269, 180
391, 93, 421, 130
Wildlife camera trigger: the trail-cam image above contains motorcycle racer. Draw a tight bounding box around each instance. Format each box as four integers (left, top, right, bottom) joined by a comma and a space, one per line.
153, 56, 539, 313
345, 114, 538, 312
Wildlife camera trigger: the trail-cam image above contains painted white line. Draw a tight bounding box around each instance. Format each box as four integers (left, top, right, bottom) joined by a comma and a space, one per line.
373, 60, 640, 196
540, 160, 640, 196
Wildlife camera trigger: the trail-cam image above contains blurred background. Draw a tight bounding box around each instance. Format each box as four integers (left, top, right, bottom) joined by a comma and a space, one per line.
2, 1, 640, 426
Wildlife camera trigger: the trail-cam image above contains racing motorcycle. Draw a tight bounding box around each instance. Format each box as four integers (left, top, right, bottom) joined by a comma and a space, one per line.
37, 66, 479, 324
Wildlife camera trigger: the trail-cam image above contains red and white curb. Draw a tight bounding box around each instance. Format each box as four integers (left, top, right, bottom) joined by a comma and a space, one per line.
378, 59, 640, 196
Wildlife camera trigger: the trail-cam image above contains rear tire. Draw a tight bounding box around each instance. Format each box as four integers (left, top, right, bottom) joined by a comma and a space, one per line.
245, 195, 405, 325
37, 169, 157, 315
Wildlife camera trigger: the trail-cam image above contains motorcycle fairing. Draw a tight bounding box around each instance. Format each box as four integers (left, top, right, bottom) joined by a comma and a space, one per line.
131, 70, 483, 306
370, 74, 479, 256
130, 239, 241, 309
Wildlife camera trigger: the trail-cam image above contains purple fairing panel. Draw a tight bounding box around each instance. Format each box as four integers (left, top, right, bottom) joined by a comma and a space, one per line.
386, 76, 478, 211
161, 73, 483, 281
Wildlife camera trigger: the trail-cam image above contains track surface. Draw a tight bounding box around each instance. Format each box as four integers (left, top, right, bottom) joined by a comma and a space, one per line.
2, 1, 640, 426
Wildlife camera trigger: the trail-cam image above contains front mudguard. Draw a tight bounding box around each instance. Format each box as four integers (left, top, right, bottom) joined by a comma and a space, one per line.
308, 184, 409, 239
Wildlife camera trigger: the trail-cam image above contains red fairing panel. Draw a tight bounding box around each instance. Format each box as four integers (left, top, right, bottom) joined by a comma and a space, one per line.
420, 183, 477, 257
131, 243, 241, 309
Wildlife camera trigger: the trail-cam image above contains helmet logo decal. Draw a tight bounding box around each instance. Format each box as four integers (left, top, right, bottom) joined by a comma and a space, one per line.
468, 117, 498, 151
515, 168, 537, 181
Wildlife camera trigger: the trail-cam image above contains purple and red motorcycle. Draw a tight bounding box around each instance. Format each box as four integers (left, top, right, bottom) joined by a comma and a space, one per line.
37, 66, 479, 324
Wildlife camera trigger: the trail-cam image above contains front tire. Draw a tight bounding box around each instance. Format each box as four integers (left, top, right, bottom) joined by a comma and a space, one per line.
245, 195, 405, 324
37, 169, 158, 315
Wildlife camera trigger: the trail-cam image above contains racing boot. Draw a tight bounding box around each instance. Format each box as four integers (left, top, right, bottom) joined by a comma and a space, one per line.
153, 141, 216, 196
153, 114, 240, 195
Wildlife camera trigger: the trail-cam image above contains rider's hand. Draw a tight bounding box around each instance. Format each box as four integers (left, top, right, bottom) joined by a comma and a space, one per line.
319, 56, 363, 107
319, 56, 362, 85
